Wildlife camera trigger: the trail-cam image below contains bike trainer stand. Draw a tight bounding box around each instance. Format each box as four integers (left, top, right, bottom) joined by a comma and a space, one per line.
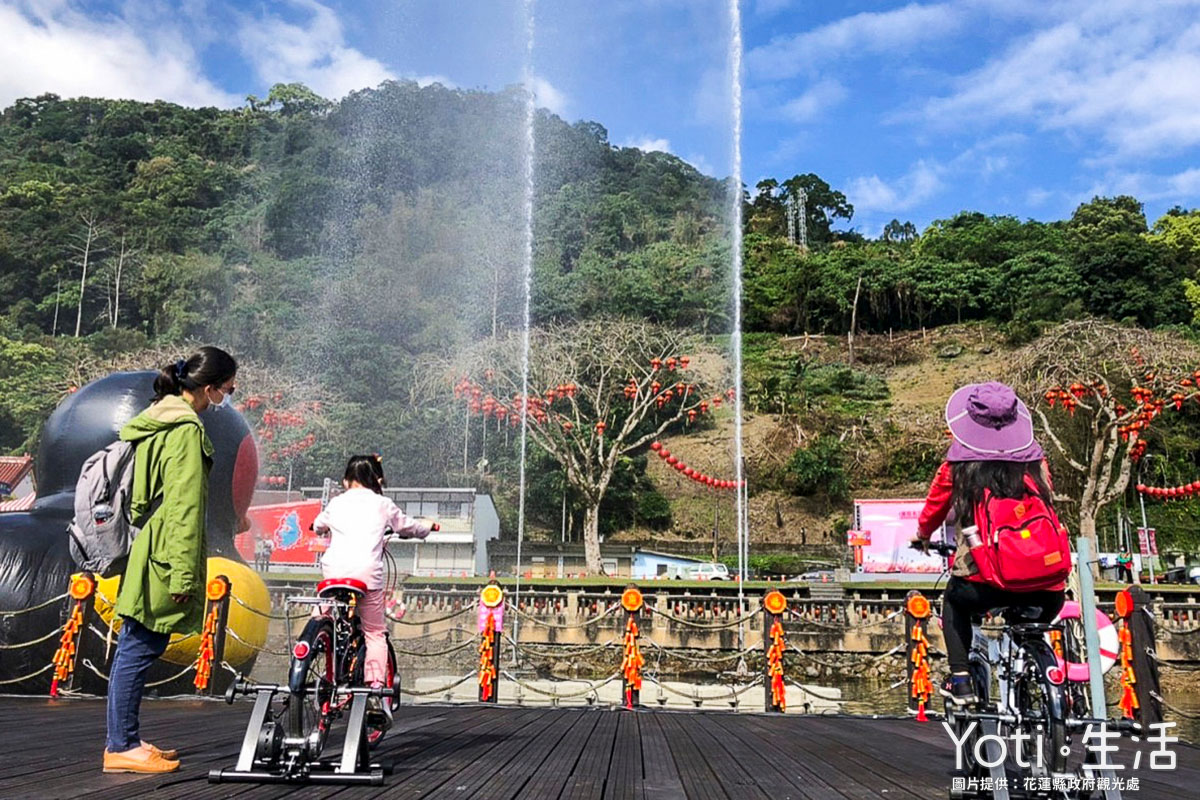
208, 681, 394, 785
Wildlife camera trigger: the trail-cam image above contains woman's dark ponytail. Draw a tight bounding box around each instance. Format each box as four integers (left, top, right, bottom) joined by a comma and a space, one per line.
152, 346, 238, 402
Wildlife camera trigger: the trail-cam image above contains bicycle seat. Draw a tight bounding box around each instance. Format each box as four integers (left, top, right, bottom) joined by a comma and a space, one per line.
317, 577, 368, 598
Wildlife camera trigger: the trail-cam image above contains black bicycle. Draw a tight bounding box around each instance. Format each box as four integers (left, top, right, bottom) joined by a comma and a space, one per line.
917, 541, 1134, 799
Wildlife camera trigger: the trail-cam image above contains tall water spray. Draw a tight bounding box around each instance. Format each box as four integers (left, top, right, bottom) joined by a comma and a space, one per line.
728, 0, 747, 619
513, 0, 537, 641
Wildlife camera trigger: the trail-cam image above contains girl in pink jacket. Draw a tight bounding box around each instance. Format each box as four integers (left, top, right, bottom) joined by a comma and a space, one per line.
313, 456, 435, 687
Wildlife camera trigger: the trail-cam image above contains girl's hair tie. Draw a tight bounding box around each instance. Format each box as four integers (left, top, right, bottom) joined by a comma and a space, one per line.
174, 359, 187, 380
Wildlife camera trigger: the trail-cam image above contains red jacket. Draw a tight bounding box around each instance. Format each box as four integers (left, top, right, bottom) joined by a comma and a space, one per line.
916, 462, 953, 539
916, 460, 1054, 539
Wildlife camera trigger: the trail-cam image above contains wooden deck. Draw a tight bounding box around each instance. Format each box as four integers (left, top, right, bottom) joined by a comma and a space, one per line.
1, 697, 1196, 799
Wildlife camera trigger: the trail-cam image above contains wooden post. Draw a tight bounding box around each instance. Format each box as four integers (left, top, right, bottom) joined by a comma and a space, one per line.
620, 586, 644, 709
763, 590, 787, 713
1116, 586, 1163, 729
50, 573, 96, 697
478, 582, 504, 703
194, 575, 230, 694
904, 591, 933, 721
209, 576, 232, 695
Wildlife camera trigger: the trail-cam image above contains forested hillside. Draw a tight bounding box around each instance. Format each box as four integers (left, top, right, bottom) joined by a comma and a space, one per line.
3, 81, 1200, 551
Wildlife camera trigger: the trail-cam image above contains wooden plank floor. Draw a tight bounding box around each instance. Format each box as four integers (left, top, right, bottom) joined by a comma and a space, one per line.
0, 697, 1195, 799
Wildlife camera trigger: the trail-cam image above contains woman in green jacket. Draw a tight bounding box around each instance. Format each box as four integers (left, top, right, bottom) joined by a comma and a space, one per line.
103, 346, 238, 774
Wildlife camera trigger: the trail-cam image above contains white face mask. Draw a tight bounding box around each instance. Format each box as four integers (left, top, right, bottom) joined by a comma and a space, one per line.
207, 387, 232, 409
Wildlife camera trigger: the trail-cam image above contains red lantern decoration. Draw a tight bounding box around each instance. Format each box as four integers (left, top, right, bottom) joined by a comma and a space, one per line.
650, 358, 662, 371
680, 356, 690, 369
659, 448, 670, 459
562, 421, 573, 432
666, 455, 678, 465
651, 441, 662, 451
687, 409, 697, 423
595, 421, 607, 436
674, 462, 686, 472
684, 468, 695, 478
666, 357, 677, 370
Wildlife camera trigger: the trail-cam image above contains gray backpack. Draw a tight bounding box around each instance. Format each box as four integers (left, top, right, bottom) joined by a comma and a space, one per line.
67, 440, 154, 577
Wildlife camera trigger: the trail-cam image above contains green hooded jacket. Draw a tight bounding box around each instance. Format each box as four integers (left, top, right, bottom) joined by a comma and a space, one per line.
114, 394, 214, 635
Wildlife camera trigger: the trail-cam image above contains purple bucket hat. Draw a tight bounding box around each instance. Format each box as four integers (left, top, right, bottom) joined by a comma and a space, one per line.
945, 382, 1044, 463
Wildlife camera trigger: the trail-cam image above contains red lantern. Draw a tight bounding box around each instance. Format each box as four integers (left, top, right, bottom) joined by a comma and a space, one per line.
666, 357, 677, 370
674, 462, 686, 472
651, 441, 662, 451
700, 401, 709, 414
684, 468, 695, 478
687, 409, 697, 423
666, 455, 678, 465
562, 421, 573, 431
650, 358, 662, 371
680, 356, 690, 369
1191, 480, 1200, 491
595, 420, 606, 435
659, 448, 670, 459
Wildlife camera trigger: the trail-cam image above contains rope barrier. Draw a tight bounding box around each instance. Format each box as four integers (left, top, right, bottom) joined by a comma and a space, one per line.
230, 594, 296, 619
78, 657, 197, 688
394, 625, 476, 643
501, 671, 622, 700
390, 606, 473, 625
1161, 623, 1200, 636
224, 627, 291, 657
507, 637, 619, 660
786, 607, 903, 631
1149, 691, 1200, 719
399, 672, 478, 697
507, 603, 619, 629
643, 674, 763, 701
0, 626, 63, 649
0, 592, 68, 618
1145, 649, 1200, 671
394, 638, 478, 658
788, 642, 906, 669
644, 639, 761, 665
0, 663, 55, 685
647, 605, 760, 629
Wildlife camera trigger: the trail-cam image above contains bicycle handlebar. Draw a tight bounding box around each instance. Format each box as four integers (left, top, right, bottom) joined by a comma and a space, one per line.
910, 539, 956, 557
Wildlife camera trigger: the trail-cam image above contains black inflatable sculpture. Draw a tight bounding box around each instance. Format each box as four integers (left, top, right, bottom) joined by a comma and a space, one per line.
0, 371, 260, 694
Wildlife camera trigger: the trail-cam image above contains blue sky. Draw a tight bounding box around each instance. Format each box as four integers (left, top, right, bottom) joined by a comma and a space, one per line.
4, 1, 1200, 236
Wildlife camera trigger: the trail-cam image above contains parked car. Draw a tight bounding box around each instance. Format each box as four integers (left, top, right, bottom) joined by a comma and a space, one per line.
669, 562, 730, 580
1161, 566, 1200, 585
791, 569, 836, 583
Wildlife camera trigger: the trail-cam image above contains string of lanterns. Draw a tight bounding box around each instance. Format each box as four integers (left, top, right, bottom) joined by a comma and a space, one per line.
650, 441, 744, 491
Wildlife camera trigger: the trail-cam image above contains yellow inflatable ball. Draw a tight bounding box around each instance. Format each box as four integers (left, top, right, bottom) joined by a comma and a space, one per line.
92, 556, 270, 669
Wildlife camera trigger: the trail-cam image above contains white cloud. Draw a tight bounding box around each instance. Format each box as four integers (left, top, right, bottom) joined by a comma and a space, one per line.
621, 136, 672, 153
779, 79, 846, 121
747, 2, 964, 81
528, 75, 569, 117
847, 160, 943, 214
238, 0, 394, 100
920, 2, 1200, 159
0, 0, 238, 108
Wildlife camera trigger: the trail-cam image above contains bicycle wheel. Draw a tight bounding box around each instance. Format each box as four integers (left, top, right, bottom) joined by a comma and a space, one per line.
1014, 638, 1069, 776
287, 616, 335, 758
1057, 615, 1093, 719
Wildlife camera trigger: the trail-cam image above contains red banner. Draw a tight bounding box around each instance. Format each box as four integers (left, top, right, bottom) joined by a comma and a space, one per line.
235, 500, 326, 566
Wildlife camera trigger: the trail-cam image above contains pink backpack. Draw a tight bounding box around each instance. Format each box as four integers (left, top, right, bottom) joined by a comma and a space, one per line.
969, 478, 1071, 591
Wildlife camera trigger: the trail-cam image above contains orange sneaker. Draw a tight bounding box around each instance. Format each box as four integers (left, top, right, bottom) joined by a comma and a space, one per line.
141, 741, 178, 759
102, 747, 180, 774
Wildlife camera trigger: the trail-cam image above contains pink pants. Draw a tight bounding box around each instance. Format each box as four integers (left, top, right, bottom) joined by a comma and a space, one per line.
314, 587, 389, 686
357, 587, 389, 686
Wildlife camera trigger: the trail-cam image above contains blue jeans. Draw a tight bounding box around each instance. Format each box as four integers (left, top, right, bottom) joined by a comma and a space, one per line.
105, 616, 170, 752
